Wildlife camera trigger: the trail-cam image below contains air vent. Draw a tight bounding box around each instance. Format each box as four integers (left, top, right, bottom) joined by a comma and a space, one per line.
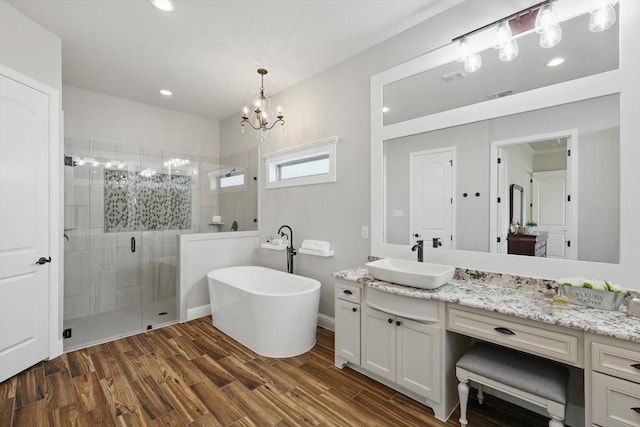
487, 89, 514, 99
441, 70, 467, 82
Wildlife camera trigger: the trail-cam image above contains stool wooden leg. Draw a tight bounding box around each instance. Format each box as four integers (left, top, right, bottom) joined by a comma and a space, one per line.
477, 384, 484, 404
458, 379, 469, 426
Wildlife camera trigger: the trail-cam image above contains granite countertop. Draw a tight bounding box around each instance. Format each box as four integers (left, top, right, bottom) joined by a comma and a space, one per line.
334, 267, 640, 343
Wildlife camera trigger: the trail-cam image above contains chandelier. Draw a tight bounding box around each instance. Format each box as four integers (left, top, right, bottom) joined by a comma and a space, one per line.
240, 68, 285, 141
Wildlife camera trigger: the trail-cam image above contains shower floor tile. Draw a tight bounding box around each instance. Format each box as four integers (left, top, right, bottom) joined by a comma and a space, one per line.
63, 298, 176, 351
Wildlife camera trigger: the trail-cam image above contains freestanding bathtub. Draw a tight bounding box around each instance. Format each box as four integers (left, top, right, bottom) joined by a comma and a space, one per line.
207, 266, 321, 358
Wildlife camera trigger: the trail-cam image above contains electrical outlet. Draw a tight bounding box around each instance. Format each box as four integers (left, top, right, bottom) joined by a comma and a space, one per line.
361, 226, 369, 239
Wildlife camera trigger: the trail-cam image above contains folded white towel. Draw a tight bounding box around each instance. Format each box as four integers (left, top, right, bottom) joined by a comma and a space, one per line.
301, 239, 331, 251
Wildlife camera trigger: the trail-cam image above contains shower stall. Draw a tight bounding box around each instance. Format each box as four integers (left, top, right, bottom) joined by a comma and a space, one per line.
63, 138, 257, 350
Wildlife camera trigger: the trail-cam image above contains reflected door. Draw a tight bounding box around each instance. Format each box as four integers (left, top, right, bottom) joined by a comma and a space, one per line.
410, 149, 454, 248
532, 170, 569, 258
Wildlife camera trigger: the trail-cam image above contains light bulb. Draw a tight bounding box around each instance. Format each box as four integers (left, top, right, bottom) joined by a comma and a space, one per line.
539, 24, 562, 48
495, 21, 512, 49
589, 3, 616, 32
457, 38, 470, 62
464, 53, 482, 73
499, 38, 519, 62
535, 3, 559, 33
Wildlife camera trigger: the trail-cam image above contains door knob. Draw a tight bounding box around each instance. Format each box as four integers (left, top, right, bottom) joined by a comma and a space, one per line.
36, 256, 52, 265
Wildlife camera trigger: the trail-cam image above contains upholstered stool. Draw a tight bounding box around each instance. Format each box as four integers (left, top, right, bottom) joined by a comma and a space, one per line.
456, 342, 569, 427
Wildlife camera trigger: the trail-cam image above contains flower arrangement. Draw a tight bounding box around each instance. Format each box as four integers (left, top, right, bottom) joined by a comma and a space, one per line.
559, 277, 625, 310
560, 277, 623, 292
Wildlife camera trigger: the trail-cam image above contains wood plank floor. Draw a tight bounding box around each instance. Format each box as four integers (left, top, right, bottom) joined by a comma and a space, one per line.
0, 317, 550, 426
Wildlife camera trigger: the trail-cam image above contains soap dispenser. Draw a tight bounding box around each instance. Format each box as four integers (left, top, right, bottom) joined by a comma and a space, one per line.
553, 285, 570, 306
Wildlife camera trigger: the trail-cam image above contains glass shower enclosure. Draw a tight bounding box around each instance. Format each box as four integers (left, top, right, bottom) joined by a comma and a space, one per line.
63, 138, 256, 350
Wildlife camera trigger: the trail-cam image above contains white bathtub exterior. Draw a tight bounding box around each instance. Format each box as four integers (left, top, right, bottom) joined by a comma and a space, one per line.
207, 266, 321, 358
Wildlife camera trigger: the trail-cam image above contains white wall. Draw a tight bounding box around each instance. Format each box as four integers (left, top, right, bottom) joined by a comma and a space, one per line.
0, 1, 61, 91
178, 232, 260, 320
63, 85, 220, 157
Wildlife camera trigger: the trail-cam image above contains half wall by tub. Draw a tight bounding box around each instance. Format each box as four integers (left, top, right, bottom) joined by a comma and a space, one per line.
207, 266, 321, 358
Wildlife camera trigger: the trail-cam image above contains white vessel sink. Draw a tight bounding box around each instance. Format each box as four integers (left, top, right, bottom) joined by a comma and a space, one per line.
365, 258, 454, 290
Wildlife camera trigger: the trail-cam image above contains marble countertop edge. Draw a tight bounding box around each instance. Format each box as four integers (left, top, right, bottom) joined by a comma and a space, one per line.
333, 267, 640, 343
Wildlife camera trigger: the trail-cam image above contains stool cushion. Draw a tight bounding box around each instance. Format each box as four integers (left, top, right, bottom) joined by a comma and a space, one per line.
457, 342, 569, 404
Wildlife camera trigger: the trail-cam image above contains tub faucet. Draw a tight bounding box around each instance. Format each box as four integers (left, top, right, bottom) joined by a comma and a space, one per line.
411, 239, 424, 262
277, 224, 296, 274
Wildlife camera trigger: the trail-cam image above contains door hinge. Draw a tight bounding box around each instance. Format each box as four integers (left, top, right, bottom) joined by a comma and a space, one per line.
567, 149, 571, 157
450, 234, 453, 241
63, 328, 72, 339
567, 195, 571, 202
497, 237, 501, 243
451, 197, 453, 204
497, 197, 501, 203
449, 160, 453, 166
567, 240, 571, 247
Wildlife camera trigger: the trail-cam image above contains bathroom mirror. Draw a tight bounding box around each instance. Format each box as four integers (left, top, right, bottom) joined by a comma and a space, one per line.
382, 94, 620, 263
371, 0, 640, 280
383, 7, 619, 125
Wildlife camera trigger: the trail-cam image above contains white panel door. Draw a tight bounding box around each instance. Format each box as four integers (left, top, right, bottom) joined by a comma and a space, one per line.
0, 74, 50, 382
410, 150, 453, 248
532, 170, 568, 259
396, 318, 441, 401
361, 306, 395, 382
335, 299, 360, 365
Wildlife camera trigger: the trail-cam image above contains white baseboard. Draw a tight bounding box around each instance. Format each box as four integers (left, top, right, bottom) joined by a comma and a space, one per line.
186, 304, 211, 321
317, 313, 335, 331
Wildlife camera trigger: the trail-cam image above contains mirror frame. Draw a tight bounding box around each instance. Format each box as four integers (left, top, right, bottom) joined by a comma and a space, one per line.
370, 0, 640, 285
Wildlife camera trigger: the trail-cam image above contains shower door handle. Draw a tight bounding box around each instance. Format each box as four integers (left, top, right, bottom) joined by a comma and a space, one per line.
131, 237, 136, 253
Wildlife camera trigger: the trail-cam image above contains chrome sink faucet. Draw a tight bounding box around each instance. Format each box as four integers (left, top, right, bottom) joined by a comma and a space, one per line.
277, 224, 296, 274
411, 237, 424, 262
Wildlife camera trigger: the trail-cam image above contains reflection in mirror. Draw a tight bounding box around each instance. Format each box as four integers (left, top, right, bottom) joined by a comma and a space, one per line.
383, 94, 619, 263
383, 7, 619, 126
510, 184, 523, 228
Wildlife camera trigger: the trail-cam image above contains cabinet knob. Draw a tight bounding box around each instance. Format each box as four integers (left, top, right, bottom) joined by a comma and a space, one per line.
352, 307, 357, 312
396, 321, 402, 326
388, 318, 393, 324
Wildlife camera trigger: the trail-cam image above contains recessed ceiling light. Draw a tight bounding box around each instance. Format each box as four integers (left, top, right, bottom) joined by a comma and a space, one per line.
382, 106, 390, 113
546, 57, 566, 67
149, 0, 174, 12
159, 89, 173, 96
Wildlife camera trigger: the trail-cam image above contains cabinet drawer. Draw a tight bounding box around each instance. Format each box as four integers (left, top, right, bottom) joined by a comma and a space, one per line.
447, 306, 580, 365
592, 372, 640, 427
593, 342, 640, 383
335, 282, 361, 303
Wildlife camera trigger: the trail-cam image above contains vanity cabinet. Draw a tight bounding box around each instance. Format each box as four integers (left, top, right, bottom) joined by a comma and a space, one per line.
589, 335, 640, 426
361, 305, 441, 401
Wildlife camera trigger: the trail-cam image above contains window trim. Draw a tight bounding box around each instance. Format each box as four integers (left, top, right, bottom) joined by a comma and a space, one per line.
263, 136, 339, 189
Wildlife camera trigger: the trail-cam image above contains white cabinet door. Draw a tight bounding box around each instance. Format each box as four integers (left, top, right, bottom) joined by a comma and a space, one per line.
335, 299, 360, 365
0, 73, 51, 382
396, 317, 442, 402
592, 372, 640, 427
361, 306, 396, 382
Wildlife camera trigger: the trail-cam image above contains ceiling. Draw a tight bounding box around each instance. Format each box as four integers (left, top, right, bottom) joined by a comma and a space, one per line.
7, 0, 454, 120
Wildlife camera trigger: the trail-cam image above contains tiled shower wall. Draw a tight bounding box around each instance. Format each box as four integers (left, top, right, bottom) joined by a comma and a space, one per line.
63, 138, 257, 321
